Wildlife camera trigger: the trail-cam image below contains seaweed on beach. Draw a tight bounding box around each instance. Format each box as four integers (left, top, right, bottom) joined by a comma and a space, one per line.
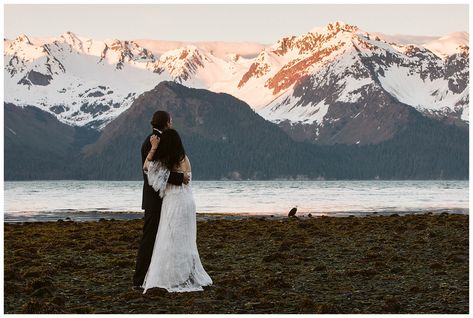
4, 214, 469, 314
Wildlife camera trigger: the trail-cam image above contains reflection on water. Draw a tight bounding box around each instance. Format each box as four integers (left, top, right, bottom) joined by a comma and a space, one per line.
4, 180, 469, 222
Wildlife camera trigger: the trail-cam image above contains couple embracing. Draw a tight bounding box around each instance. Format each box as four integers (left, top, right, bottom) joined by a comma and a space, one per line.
132, 111, 212, 293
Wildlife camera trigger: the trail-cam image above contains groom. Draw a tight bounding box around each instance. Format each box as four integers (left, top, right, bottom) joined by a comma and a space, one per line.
133, 110, 189, 288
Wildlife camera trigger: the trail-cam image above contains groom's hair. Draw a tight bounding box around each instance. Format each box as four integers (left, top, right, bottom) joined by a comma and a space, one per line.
151, 111, 170, 130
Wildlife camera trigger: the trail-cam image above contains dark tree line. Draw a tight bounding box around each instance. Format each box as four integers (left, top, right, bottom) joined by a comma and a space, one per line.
4, 83, 469, 181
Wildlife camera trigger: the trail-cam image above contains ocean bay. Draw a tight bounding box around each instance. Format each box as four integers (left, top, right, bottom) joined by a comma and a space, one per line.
4, 180, 469, 222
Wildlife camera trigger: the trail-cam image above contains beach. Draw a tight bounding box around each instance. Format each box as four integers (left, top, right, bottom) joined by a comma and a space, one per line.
4, 213, 469, 314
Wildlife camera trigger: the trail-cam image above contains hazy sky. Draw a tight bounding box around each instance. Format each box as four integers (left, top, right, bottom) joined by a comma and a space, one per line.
4, 4, 469, 43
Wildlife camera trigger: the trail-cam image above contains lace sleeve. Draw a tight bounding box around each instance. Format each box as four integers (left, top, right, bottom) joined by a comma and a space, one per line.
146, 161, 170, 198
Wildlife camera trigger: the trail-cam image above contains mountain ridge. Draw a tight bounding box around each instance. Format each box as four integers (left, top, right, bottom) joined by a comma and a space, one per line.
4, 21, 469, 145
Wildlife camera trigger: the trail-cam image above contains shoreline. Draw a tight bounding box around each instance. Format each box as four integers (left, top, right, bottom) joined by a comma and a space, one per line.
4, 213, 468, 314
3, 208, 469, 223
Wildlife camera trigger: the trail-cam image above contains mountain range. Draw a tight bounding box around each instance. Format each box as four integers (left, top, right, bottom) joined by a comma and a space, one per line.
3, 21, 469, 180
4, 21, 469, 142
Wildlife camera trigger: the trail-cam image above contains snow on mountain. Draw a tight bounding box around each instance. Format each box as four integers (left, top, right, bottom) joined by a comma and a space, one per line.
228, 22, 364, 109
258, 27, 376, 139
356, 33, 468, 119
4, 32, 266, 128
4, 22, 469, 143
369, 33, 438, 46
423, 32, 469, 58
133, 39, 266, 59
5, 32, 168, 128
366, 31, 469, 58
252, 22, 469, 136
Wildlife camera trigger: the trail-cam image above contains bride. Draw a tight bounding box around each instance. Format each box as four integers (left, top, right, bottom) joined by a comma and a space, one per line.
141, 129, 212, 293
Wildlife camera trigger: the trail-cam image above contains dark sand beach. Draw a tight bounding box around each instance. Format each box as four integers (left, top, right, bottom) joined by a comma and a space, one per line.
4, 213, 469, 314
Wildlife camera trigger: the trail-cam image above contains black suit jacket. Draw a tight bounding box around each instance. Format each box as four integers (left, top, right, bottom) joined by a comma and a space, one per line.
141, 130, 183, 210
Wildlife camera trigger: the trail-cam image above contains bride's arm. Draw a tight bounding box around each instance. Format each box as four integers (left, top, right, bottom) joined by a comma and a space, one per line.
146, 161, 169, 197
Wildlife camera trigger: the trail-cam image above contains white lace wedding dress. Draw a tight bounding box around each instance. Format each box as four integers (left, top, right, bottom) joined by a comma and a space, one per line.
141, 161, 212, 293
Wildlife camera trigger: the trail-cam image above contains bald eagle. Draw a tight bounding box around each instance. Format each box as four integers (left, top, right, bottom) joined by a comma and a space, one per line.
288, 207, 297, 217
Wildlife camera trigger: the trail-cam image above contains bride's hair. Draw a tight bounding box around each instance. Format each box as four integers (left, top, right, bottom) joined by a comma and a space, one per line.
157, 129, 186, 170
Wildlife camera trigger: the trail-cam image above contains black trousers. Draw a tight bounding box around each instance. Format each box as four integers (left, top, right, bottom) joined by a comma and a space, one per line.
133, 208, 161, 286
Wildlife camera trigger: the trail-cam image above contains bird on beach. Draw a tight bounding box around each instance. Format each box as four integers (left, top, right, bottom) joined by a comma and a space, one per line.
288, 206, 298, 217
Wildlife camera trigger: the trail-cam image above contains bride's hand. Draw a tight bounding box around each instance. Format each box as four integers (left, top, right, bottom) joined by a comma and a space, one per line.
150, 135, 160, 148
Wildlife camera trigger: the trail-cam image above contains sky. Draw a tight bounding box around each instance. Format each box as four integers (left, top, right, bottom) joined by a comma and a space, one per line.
3, 4, 470, 44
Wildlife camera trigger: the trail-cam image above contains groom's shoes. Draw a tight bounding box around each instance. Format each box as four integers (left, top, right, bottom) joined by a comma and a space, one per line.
132, 285, 144, 292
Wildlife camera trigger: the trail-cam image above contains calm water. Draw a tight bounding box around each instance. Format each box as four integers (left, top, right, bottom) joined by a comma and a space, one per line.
4, 180, 469, 222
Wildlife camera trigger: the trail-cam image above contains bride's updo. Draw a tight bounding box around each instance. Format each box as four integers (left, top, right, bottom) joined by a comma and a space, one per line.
157, 129, 186, 171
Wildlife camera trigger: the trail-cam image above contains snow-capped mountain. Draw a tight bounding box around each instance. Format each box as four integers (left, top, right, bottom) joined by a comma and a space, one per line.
4, 32, 264, 129
5, 32, 172, 128
4, 21, 469, 143
252, 22, 469, 143
423, 32, 469, 57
